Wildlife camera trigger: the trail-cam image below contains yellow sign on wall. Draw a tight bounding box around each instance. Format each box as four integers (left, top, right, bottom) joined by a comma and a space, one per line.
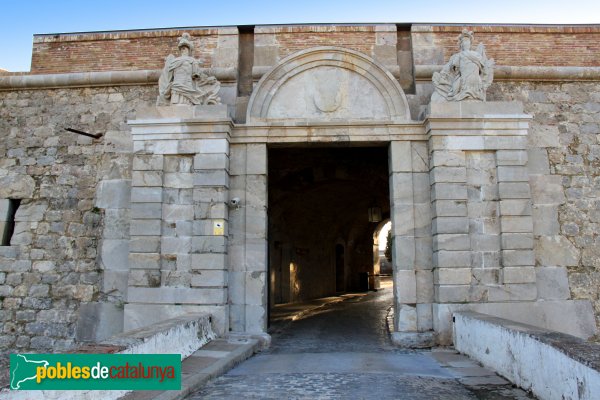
213, 220, 224, 235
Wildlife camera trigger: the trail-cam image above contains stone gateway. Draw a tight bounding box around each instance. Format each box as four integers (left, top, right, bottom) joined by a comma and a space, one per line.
0, 23, 599, 352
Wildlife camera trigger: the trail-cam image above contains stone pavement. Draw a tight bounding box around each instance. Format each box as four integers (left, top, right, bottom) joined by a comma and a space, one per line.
188, 283, 535, 399
120, 336, 262, 400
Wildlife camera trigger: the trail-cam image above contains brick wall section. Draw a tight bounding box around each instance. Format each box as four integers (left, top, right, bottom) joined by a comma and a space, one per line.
26, 24, 600, 74
271, 26, 377, 58
0, 86, 155, 351
30, 29, 220, 74
426, 25, 600, 67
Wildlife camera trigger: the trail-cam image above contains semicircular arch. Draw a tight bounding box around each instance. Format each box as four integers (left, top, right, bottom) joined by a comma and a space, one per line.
247, 46, 411, 122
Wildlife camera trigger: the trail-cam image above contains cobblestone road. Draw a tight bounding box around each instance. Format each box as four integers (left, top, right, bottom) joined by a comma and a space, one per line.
189, 285, 534, 399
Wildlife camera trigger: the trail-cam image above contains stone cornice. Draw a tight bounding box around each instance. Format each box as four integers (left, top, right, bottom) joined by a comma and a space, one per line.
2, 65, 600, 91
416, 65, 600, 82
0, 68, 237, 90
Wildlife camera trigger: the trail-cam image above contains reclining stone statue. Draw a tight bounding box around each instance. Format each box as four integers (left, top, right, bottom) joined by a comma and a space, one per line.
432, 29, 494, 102
157, 33, 221, 106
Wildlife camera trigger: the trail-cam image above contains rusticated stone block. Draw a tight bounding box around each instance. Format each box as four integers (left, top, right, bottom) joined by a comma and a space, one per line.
431, 151, 466, 167
430, 167, 467, 183
194, 153, 229, 171
394, 270, 416, 303
131, 187, 162, 203
133, 155, 163, 171
130, 219, 161, 236
433, 233, 470, 252
191, 253, 228, 270
488, 284, 537, 301
435, 285, 470, 303
192, 236, 227, 254
432, 200, 467, 217
132, 171, 162, 187
536, 266, 570, 300
433, 250, 471, 268
498, 182, 531, 199
502, 250, 535, 266
530, 175, 565, 204
503, 267, 536, 284
500, 199, 532, 216
431, 183, 468, 200
432, 217, 469, 234
532, 205, 560, 235
96, 180, 131, 208
434, 268, 472, 285
501, 233, 534, 250
496, 150, 527, 166
535, 235, 579, 267
501, 216, 533, 233
497, 166, 529, 182
191, 270, 228, 287
128, 253, 160, 270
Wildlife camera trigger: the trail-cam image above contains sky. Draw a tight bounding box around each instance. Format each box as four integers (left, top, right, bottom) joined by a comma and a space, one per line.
1, 0, 599, 72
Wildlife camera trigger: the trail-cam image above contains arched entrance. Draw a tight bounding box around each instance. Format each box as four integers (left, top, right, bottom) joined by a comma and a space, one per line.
242, 46, 418, 333
373, 219, 392, 286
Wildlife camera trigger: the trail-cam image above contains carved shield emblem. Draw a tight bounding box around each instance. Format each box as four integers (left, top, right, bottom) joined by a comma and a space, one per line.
312, 67, 344, 113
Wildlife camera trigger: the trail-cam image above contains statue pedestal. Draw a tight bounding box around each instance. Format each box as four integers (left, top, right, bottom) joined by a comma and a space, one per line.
426, 100, 525, 119
136, 104, 231, 120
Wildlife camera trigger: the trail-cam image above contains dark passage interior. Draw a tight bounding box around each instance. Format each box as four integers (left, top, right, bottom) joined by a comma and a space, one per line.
268, 146, 390, 310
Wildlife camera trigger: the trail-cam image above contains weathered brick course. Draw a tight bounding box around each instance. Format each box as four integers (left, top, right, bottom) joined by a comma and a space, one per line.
426, 25, 600, 67
31, 29, 221, 74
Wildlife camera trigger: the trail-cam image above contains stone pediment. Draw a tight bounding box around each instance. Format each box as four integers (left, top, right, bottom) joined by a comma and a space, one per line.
247, 47, 411, 123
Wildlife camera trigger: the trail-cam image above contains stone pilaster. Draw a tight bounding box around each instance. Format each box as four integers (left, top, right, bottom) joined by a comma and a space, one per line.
389, 140, 434, 347
228, 143, 268, 334
495, 150, 537, 301
125, 105, 232, 335
426, 101, 535, 343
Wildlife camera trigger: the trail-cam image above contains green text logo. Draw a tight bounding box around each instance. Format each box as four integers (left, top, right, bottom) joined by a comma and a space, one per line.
10, 354, 181, 390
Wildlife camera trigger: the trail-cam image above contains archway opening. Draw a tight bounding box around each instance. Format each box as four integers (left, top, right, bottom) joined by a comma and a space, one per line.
373, 219, 393, 290
268, 146, 390, 323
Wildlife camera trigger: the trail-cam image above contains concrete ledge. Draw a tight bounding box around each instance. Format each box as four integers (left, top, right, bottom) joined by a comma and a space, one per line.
391, 331, 435, 348
1, 313, 215, 400
454, 311, 600, 400
121, 335, 263, 400
433, 300, 597, 345
102, 313, 216, 359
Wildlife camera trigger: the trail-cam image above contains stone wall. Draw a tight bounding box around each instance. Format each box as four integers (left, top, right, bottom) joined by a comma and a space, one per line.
489, 81, 600, 332
1, 80, 599, 351
0, 86, 155, 351
1, 22, 600, 350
